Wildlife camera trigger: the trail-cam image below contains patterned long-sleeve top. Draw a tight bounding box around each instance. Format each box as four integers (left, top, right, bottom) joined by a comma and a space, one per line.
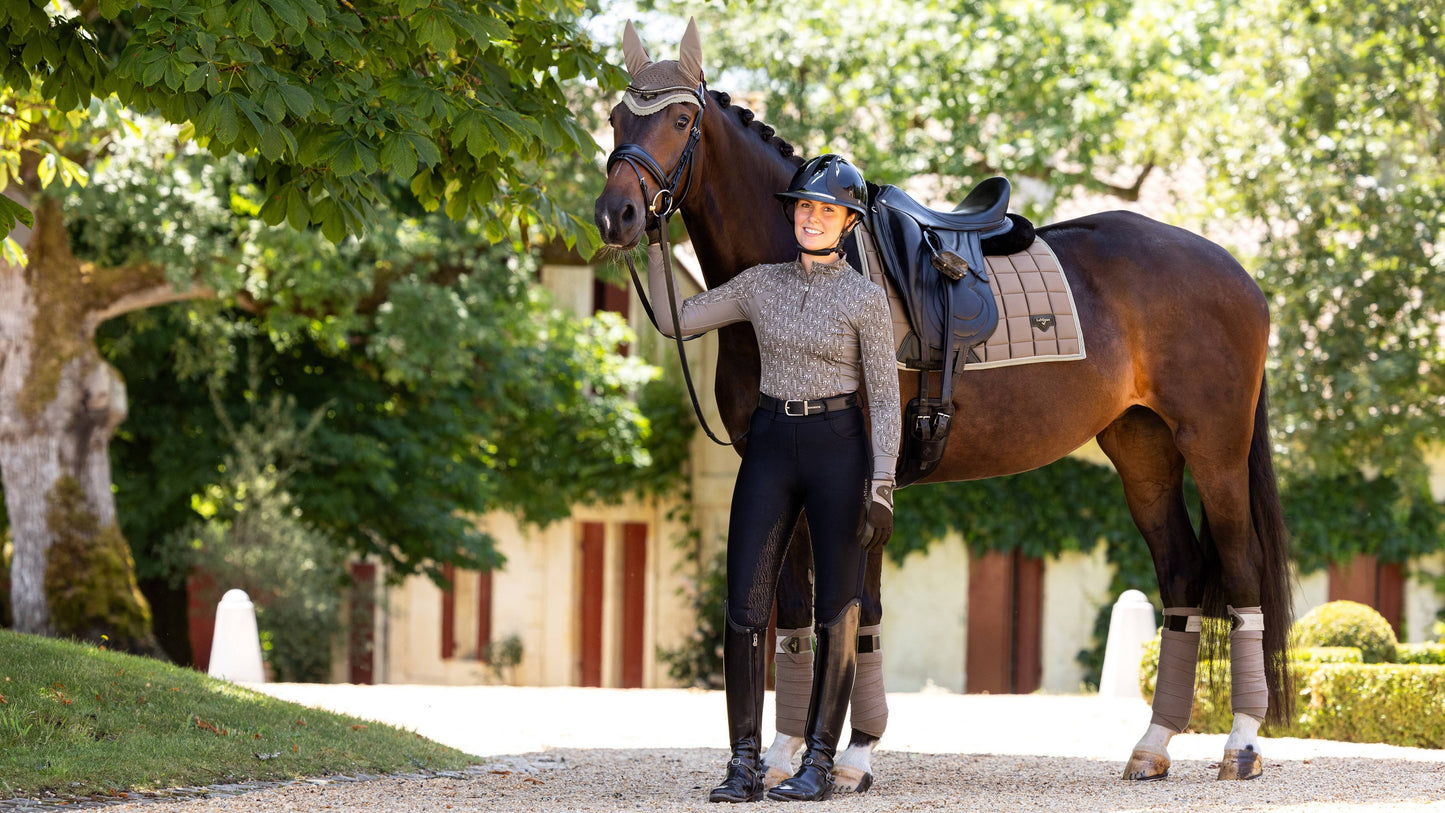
648, 244, 901, 492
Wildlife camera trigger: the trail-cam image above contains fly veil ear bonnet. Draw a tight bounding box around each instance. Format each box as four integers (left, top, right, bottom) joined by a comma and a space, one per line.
622, 17, 704, 115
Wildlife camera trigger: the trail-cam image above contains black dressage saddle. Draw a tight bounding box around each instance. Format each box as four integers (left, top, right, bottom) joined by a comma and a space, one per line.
863, 177, 1034, 486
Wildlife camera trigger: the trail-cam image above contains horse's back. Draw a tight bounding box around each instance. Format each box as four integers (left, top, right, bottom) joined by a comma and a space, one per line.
928, 209, 1270, 481
1040, 210, 1267, 321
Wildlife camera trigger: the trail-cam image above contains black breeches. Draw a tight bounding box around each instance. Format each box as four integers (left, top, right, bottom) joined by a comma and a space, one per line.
726, 404, 870, 629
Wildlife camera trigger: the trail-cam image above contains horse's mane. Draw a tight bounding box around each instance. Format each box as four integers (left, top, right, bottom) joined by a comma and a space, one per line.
710, 89, 805, 168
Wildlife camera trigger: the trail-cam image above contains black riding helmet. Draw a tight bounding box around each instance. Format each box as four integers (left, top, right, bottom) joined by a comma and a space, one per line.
775, 154, 868, 216
775, 154, 867, 255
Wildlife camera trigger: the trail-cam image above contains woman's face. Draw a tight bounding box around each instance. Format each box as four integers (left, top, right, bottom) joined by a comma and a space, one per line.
792, 198, 853, 255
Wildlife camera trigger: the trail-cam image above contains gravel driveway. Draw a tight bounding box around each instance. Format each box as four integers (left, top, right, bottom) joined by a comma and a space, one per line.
90, 685, 1444, 812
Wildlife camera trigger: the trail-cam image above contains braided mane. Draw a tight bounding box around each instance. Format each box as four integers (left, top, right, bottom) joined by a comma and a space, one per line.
710, 90, 805, 168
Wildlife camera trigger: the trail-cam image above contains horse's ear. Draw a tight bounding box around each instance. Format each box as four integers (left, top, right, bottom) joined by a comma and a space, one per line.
622, 20, 653, 78
678, 17, 702, 83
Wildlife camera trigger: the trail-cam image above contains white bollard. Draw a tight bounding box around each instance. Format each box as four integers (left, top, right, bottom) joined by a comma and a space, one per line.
1098, 589, 1157, 700
208, 589, 266, 683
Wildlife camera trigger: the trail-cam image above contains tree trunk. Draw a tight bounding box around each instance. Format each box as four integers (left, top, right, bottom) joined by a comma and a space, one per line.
0, 198, 170, 644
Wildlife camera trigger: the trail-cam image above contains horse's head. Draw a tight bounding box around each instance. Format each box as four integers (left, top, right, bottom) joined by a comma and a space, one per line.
594, 18, 707, 250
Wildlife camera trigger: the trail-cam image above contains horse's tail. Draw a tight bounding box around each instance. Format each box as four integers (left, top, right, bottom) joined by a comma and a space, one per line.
1246, 373, 1294, 726
1201, 373, 1294, 726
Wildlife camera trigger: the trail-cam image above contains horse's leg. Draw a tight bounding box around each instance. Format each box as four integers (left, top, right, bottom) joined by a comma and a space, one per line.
761, 518, 814, 787
1097, 409, 1205, 781
834, 542, 886, 793
1175, 429, 1272, 781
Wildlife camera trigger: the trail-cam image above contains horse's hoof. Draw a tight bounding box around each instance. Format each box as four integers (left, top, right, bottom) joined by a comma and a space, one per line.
1122, 748, 1170, 780
833, 765, 873, 793
1217, 746, 1263, 780
762, 763, 792, 789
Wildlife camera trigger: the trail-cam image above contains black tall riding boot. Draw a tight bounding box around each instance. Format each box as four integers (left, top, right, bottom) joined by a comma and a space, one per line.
708, 610, 767, 803
767, 600, 860, 802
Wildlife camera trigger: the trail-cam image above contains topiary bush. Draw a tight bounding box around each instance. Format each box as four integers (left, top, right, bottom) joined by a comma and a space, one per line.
1291, 600, 1398, 664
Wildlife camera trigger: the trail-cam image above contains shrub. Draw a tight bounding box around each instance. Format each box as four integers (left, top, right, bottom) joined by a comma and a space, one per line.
1398, 642, 1445, 665
1291, 600, 1398, 664
1292, 646, 1364, 664
1294, 663, 1445, 748
1140, 635, 1445, 747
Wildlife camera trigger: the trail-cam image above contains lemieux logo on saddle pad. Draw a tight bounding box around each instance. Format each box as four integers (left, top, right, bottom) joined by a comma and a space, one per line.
1031, 315, 1056, 333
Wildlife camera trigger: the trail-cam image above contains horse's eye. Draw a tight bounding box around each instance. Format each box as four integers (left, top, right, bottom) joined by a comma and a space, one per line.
675, 114, 690, 130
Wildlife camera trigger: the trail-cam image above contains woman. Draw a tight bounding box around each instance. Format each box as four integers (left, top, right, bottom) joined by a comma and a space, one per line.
647, 154, 900, 802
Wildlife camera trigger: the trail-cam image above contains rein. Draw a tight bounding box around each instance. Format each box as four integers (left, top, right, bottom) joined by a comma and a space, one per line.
608, 83, 744, 447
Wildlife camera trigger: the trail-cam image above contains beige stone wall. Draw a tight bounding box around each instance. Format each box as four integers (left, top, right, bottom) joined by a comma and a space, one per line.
878, 534, 969, 693
378, 494, 693, 688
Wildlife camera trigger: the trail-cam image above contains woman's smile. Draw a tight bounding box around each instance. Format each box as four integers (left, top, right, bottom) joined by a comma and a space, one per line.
793, 198, 851, 253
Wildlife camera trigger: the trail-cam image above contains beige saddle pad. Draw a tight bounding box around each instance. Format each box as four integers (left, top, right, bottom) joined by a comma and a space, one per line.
859, 228, 1086, 370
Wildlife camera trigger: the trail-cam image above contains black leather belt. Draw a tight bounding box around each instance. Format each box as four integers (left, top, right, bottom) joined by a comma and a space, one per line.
758, 392, 859, 417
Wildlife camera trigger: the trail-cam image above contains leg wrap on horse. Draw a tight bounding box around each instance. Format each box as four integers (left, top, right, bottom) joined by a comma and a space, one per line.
774, 627, 814, 738
849, 625, 888, 738
1228, 605, 1268, 721
1150, 607, 1202, 733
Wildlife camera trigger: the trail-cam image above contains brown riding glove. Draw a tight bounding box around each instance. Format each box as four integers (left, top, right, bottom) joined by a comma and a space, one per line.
859, 481, 894, 552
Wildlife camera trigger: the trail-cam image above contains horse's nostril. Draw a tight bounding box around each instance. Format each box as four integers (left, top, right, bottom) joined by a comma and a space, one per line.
620, 201, 638, 225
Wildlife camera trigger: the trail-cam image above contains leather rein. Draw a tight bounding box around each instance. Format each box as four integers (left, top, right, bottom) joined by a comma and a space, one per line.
607, 82, 744, 447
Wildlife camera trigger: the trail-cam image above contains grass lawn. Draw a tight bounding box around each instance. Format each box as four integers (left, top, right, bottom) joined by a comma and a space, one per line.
0, 629, 478, 799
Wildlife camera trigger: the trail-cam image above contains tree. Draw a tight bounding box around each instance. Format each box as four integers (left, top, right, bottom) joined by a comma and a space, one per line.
0, 0, 624, 639
655, 0, 1222, 209
1185, 0, 1445, 482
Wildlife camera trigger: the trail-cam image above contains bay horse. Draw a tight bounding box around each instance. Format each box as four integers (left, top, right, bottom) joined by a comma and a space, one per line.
594, 21, 1291, 786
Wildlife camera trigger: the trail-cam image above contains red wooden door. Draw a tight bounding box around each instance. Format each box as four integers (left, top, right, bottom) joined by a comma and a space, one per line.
620, 523, 648, 688
966, 550, 1043, 694
578, 522, 606, 686
349, 562, 377, 684
1328, 554, 1405, 634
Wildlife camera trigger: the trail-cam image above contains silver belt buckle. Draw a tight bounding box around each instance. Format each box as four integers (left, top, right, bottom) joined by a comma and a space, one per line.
784, 399, 809, 416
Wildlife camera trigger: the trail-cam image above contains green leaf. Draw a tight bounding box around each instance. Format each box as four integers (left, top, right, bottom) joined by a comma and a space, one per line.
462, 114, 496, 159
259, 123, 287, 160
415, 11, 455, 55
0, 194, 34, 232
250, 5, 276, 43
380, 136, 418, 179
262, 0, 306, 35
215, 96, 239, 144
408, 133, 441, 167
285, 185, 309, 230
277, 83, 313, 118
183, 64, 209, 92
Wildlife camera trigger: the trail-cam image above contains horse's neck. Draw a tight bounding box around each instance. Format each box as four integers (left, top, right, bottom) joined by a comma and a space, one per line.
680, 104, 797, 288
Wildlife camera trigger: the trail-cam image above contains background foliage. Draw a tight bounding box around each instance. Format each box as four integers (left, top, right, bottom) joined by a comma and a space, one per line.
628, 0, 1445, 686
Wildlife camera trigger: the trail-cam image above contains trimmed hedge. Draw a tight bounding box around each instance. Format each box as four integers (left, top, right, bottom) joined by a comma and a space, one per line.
1398, 642, 1445, 665
1292, 646, 1365, 664
1139, 638, 1445, 747
1295, 663, 1445, 748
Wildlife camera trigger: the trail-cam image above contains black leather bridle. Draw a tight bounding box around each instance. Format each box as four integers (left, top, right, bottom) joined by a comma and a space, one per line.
605, 81, 743, 447
605, 81, 706, 223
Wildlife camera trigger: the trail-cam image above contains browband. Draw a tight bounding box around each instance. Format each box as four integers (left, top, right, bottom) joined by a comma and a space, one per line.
623, 84, 702, 116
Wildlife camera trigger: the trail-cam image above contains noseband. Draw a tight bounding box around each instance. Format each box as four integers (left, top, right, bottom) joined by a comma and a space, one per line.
605, 82, 707, 222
